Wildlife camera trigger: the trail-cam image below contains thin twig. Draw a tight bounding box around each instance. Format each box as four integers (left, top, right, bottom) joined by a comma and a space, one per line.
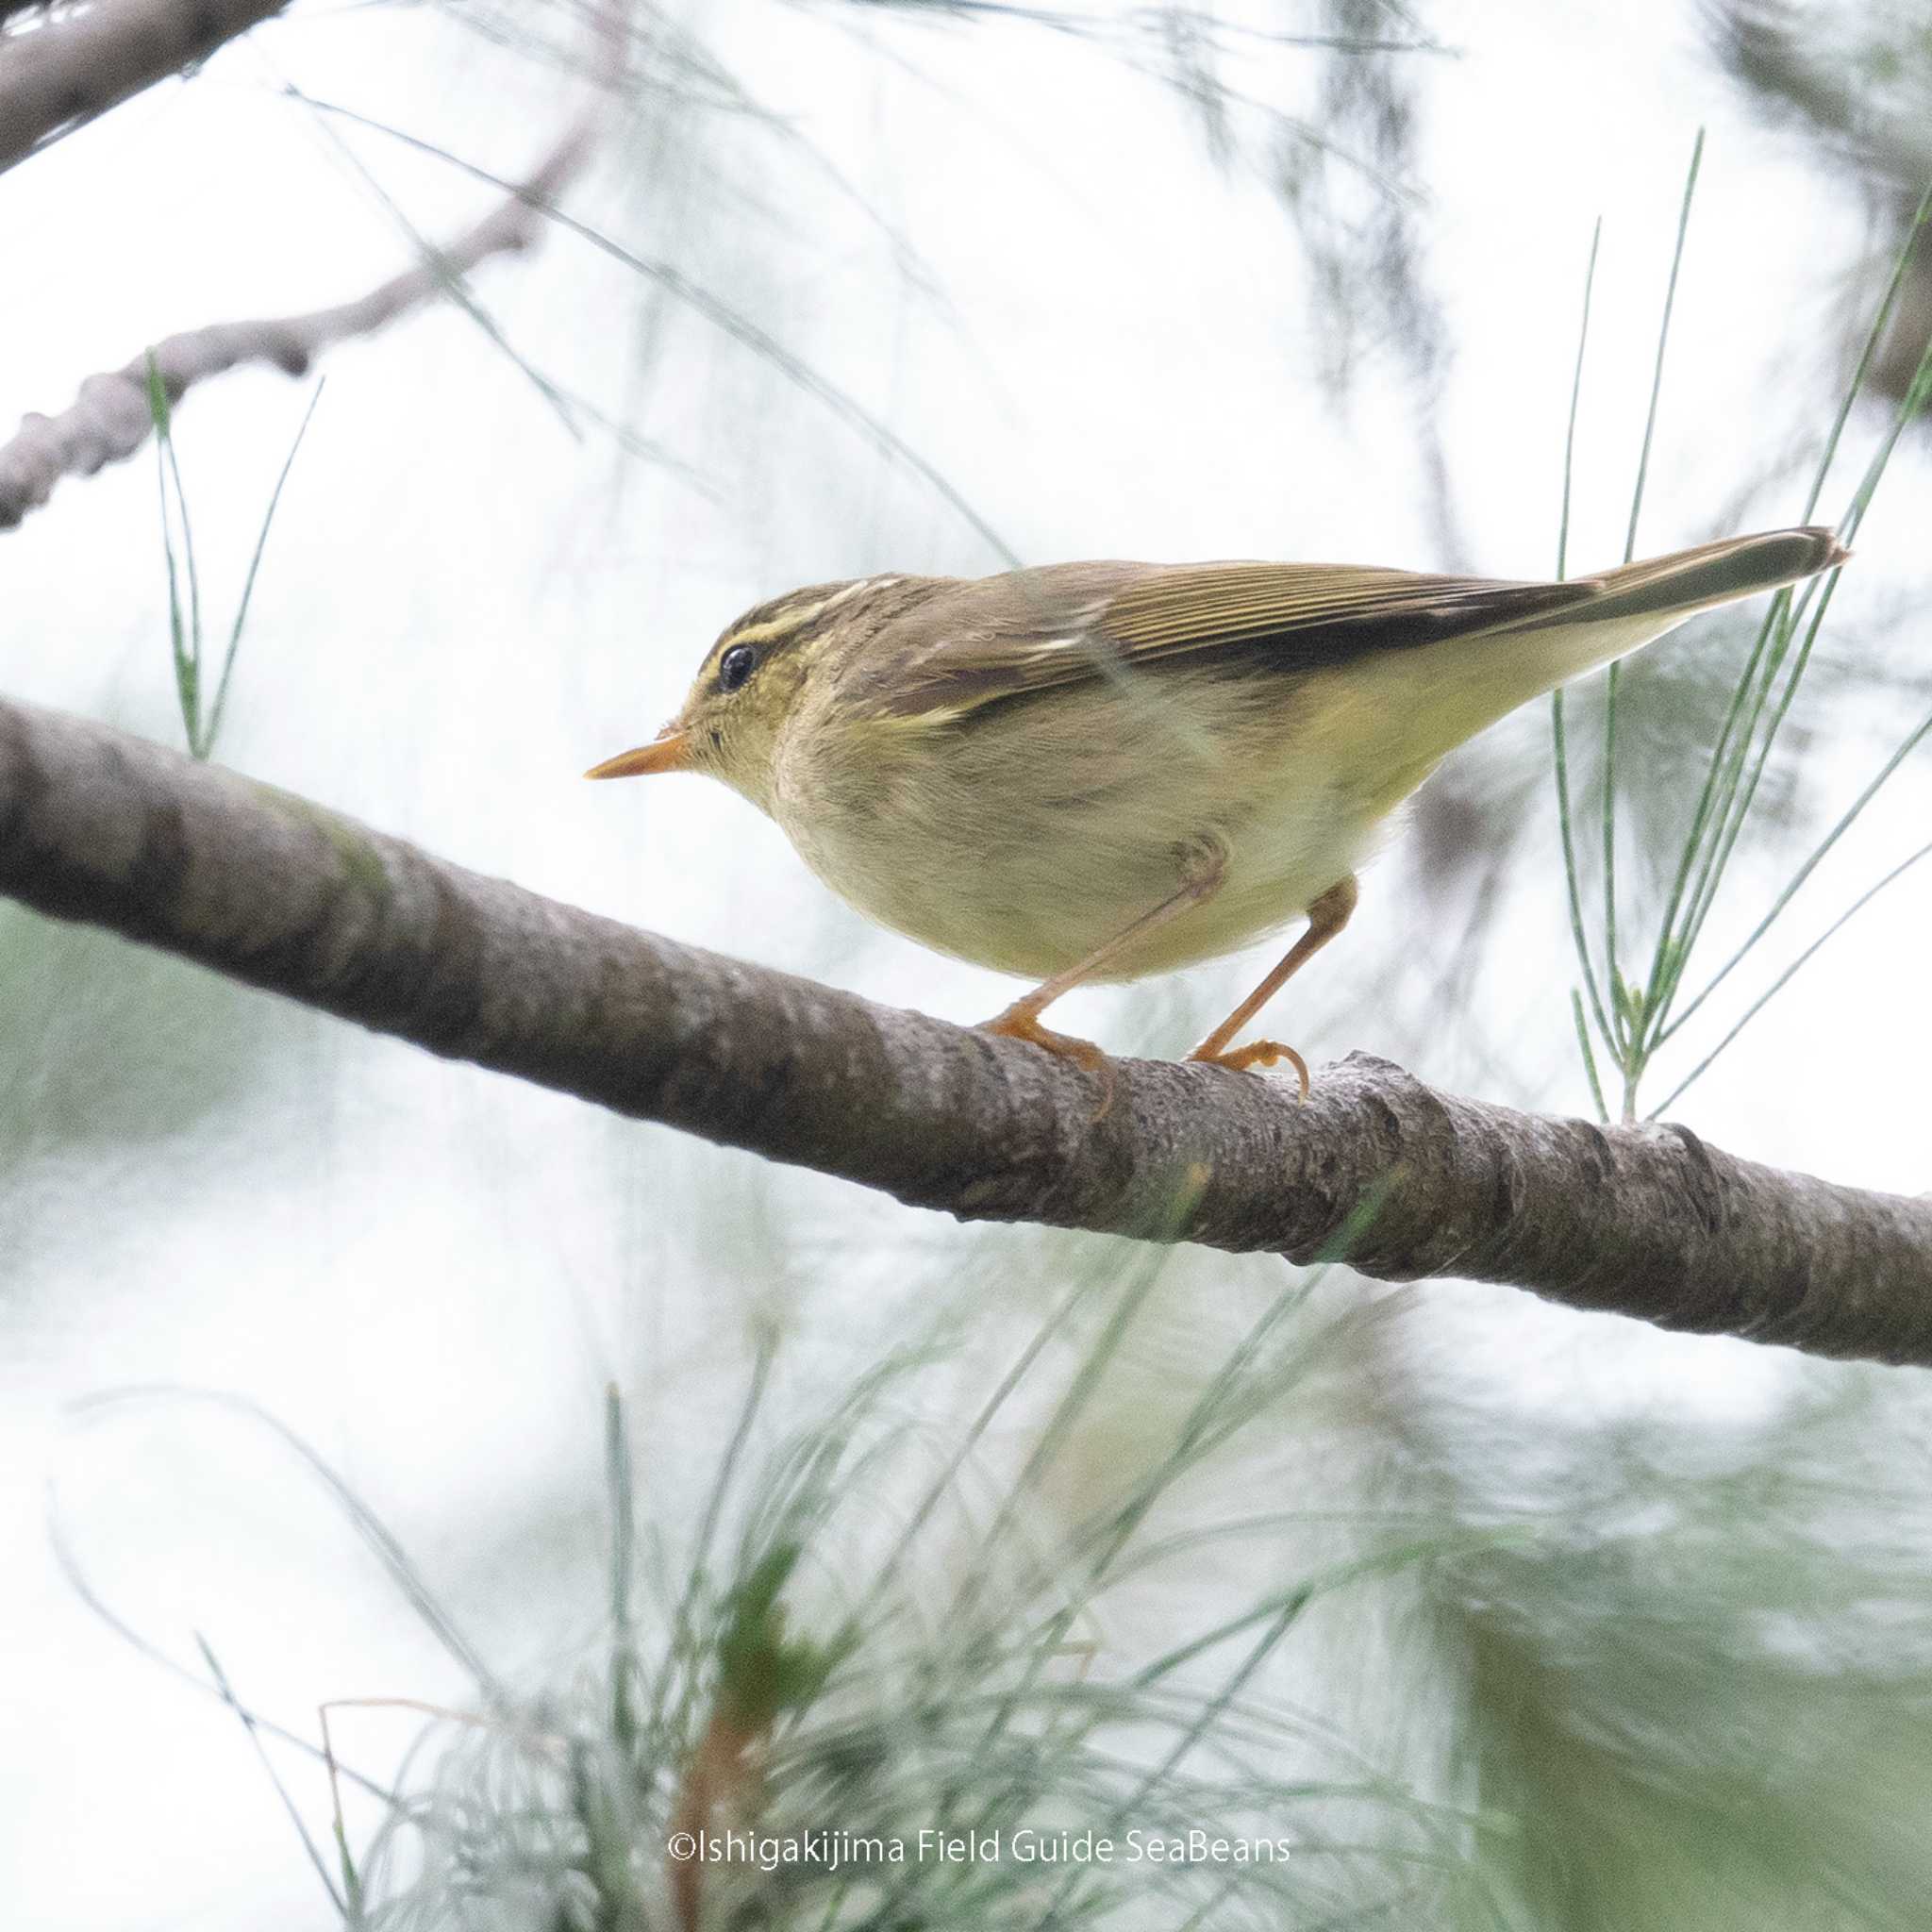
0, 0, 628, 529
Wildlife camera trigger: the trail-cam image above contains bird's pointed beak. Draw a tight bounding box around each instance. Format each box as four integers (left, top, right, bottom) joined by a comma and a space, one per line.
584, 727, 691, 779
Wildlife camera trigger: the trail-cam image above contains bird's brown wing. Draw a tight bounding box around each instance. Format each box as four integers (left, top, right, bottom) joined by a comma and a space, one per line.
860, 560, 1603, 721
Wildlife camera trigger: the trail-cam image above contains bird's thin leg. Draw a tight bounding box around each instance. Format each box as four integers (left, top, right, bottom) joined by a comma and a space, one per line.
1187, 874, 1359, 1097
981, 841, 1226, 1071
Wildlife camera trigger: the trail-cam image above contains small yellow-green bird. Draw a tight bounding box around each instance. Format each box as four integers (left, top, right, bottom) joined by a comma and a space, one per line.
590, 527, 1846, 1091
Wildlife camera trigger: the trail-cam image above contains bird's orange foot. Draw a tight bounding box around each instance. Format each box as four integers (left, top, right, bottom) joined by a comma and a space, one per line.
979, 1008, 1110, 1074
979, 1008, 1121, 1120
1186, 1038, 1311, 1100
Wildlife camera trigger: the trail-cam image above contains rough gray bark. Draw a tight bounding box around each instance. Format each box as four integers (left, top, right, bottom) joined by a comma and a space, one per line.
3, 693, 1929, 1365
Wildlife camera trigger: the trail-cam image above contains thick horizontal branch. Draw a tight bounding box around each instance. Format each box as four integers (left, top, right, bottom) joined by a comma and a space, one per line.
3, 693, 1929, 1365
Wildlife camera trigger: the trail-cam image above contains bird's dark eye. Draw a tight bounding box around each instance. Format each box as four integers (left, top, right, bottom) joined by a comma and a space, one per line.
718, 643, 758, 693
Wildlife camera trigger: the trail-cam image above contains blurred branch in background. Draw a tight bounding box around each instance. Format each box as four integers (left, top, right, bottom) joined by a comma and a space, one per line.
0, 0, 1449, 541
0, 0, 631, 530
0, 0, 288, 174
4, 690, 1930, 1365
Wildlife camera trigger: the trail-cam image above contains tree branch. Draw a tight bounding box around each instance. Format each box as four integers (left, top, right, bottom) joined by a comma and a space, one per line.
0, 0, 626, 530
4, 691, 1929, 1365
0, 0, 289, 175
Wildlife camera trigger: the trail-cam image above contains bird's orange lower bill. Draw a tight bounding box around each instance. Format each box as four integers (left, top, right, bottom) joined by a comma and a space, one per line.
584, 729, 691, 779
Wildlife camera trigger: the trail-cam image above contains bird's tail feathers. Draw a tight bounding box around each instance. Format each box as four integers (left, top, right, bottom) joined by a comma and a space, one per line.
1540, 525, 1847, 629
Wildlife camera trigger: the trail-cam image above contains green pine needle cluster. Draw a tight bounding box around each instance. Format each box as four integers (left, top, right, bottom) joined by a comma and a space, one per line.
1549, 137, 1932, 1122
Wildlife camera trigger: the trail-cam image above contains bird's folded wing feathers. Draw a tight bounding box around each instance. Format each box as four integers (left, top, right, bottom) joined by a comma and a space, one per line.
866, 561, 1603, 720
860, 529, 1843, 723
1101, 564, 1600, 655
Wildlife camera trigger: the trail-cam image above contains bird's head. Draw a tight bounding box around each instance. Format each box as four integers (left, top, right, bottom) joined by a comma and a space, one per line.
586, 576, 914, 812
